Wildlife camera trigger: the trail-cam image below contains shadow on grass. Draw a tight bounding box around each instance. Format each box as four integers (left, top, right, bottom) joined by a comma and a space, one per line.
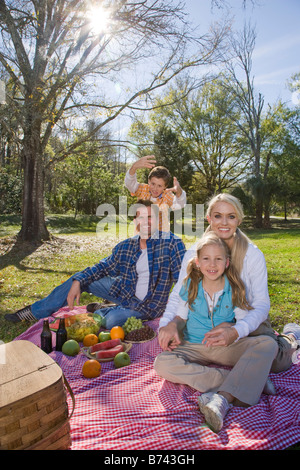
45, 214, 99, 233
0, 238, 43, 270
0, 236, 72, 276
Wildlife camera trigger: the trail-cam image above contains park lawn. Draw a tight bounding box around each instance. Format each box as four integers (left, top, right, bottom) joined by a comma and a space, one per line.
248, 227, 300, 330
0, 215, 299, 343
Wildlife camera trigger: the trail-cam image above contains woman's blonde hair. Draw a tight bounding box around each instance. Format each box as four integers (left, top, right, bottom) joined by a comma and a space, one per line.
184, 231, 252, 311
205, 193, 251, 275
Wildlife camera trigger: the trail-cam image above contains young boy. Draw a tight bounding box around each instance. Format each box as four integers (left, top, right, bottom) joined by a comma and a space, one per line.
124, 155, 187, 231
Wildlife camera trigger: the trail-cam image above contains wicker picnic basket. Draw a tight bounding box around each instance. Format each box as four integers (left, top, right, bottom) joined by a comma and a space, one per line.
0, 340, 74, 450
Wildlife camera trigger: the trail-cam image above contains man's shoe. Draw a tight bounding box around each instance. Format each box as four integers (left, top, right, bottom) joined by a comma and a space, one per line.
5, 306, 36, 323
86, 302, 103, 313
86, 300, 117, 313
283, 323, 300, 342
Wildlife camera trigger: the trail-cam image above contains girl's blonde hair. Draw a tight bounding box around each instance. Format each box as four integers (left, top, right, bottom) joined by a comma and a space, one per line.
184, 231, 252, 311
205, 193, 251, 275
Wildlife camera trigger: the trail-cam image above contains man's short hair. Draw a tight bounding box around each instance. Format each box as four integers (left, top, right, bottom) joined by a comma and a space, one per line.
148, 166, 171, 186
134, 199, 158, 219
136, 199, 153, 208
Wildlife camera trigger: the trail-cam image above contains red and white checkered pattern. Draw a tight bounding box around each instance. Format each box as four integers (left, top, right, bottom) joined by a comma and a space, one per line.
16, 307, 300, 450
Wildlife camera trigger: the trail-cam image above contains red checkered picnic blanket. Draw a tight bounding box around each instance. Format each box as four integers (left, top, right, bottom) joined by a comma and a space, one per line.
16, 306, 300, 450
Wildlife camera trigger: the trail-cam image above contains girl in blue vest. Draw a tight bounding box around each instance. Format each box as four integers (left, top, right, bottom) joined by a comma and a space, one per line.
178, 231, 252, 346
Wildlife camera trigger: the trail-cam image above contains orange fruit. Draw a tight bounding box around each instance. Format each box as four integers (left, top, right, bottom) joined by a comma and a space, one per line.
110, 326, 125, 341
82, 359, 101, 378
83, 334, 99, 347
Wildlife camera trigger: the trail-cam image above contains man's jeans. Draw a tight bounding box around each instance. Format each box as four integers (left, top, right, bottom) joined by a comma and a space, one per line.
31, 274, 143, 329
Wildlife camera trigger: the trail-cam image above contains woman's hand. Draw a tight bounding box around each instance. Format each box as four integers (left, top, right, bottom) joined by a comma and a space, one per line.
202, 325, 238, 347
158, 318, 184, 351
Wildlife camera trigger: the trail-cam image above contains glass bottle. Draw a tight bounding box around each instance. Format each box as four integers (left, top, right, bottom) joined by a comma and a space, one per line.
56, 318, 67, 351
41, 319, 53, 353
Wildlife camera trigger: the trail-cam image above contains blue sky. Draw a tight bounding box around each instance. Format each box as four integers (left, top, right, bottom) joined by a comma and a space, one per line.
185, 0, 300, 106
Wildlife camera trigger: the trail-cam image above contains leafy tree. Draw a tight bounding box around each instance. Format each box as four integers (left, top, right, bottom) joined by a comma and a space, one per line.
130, 79, 249, 198
152, 125, 194, 191
223, 25, 266, 227
45, 129, 125, 215
0, 0, 226, 243
271, 106, 300, 218
0, 167, 22, 213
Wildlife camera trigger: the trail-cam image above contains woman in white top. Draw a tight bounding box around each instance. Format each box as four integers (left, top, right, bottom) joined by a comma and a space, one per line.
158, 194, 297, 370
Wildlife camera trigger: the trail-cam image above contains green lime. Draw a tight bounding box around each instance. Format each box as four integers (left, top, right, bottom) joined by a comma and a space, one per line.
98, 331, 111, 342
114, 352, 131, 368
62, 339, 80, 356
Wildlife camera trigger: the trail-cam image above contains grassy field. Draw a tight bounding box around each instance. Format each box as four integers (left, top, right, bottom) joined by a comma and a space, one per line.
0, 213, 299, 342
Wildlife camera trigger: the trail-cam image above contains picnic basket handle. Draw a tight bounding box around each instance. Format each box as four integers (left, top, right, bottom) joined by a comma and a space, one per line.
62, 373, 75, 419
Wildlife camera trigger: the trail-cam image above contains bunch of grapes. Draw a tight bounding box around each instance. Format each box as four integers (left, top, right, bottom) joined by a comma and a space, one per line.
122, 316, 143, 335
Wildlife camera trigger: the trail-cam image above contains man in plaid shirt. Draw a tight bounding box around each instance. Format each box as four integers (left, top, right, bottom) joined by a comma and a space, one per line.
5, 201, 186, 329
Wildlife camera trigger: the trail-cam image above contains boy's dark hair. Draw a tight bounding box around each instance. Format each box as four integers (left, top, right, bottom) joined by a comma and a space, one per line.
148, 166, 171, 186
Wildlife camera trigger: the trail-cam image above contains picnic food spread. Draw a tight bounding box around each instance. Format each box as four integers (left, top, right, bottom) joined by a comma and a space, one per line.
47, 312, 155, 377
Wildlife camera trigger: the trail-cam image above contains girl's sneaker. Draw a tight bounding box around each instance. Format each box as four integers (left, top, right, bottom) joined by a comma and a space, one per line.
198, 392, 215, 414
202, 393, 231, 433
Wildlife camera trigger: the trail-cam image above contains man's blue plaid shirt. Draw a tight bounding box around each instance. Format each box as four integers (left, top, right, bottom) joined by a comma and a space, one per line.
74, 231, 186, 320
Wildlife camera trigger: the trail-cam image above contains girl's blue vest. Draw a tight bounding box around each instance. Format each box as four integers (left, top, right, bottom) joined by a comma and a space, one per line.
179, 275, 235, 344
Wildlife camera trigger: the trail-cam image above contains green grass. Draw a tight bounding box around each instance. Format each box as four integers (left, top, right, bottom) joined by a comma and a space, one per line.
245, 227, 300, 331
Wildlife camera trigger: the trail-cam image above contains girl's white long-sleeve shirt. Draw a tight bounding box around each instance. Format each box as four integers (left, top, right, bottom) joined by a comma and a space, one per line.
159, 241, 271, 340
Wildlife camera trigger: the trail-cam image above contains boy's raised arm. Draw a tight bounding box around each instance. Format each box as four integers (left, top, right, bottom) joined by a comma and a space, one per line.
128, 155, 157, 175
165, 176, 186, 209
166, 176, 183, 197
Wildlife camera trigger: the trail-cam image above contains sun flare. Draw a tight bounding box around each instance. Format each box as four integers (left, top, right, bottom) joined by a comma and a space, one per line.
88, 6, 111, 35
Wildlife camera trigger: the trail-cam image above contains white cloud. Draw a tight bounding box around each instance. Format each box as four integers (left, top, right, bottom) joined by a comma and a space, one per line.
255, 65, 299, 85
253, 33, 300, 60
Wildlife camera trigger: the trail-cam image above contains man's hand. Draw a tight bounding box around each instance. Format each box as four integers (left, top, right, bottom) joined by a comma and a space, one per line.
66, 280, 81, 310
129, 155, 157, 175
165, 177, 183, 197
158, 317, 185, 351
202, 326, 238, 347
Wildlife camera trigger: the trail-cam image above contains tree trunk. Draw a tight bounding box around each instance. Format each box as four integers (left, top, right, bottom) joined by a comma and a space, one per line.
263, 199, 272, 228
253, 149, 263, 228
17, 128, 50, 243
254, 200, 263, 228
